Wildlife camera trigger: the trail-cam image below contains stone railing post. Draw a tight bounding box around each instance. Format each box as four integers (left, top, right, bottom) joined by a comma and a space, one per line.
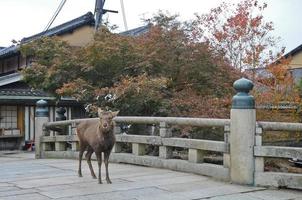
71, 122, 79, 151
223, 125, 230, 168
112, 123, 122, 153
56, 107, 67, 121
35, 99, 49, 159
159, 122, 173, 159
55, 107, 68, 135
230, 78, 256, 185
255, 126, 264, 173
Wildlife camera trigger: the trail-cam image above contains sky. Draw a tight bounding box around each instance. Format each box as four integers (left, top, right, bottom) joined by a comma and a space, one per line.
0, 0, 302, 54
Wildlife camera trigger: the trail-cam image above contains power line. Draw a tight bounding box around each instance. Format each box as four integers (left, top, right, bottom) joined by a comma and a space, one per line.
43, 0, 67, 32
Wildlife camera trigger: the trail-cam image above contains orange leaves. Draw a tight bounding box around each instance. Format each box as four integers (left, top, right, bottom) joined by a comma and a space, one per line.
213, 31, 226, 42
170, 88, 232, 118
253, 56, 300, 112
267, 57, 292, 84
108, 74, 169, 100
250, 16, 263, 28
56, 78, 94, 101
193, 0, 278, 71
21, 12, 242, 118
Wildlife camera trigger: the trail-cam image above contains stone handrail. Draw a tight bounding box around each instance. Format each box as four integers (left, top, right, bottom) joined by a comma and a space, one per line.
35, 77, 302, 190
43, 116, 230, 131
39, 116, 231, 181
253, 122, 302, 190
44, 118, 98, 129
43, 117, 302, 133
257, 121, 302, 131
114, 116, 230, 127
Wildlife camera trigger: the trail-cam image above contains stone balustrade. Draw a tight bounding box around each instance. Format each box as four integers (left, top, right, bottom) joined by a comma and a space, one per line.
34, 78, 302, 190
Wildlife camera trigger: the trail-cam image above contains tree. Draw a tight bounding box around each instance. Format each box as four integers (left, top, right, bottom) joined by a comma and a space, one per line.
252, 56, 301, 122
21, 13, 240, 117
21, 37, 83, 97
193, 0, 283, 73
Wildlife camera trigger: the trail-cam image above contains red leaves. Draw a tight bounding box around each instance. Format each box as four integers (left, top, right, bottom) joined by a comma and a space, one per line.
171, 88, 232, 118
250, 16, 263, 28
253, 56, 300, 112
193, 0, 277, 71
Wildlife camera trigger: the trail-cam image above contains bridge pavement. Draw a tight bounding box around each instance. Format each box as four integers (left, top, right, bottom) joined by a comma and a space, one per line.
0, 152, 301, 200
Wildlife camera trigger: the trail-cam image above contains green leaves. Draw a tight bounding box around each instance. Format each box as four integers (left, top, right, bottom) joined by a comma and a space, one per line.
21, 13, 239, 117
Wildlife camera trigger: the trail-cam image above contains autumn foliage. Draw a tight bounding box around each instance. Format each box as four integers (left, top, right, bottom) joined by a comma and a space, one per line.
21, 12, 241, 118
20, 2, 298, 121
193, 0, 281, 73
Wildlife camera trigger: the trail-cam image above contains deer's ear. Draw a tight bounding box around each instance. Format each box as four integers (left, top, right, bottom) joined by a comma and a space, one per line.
98, 108, 104, 117
111, 111, 119, 117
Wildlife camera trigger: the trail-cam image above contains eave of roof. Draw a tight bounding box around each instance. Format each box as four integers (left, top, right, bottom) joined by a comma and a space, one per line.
21, 12, 95, 43
119, 24, 150, 36
284, 44, 302, 58
0, 12, 95, 59
0, 95, 55, 100
0, 88, 52, 98
0, 72, 22, 87
0, 45, 19, 59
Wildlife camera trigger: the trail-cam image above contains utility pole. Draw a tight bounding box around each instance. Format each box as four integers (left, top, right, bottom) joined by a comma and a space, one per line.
94, 0, 118, 31
120, 0, 128, 31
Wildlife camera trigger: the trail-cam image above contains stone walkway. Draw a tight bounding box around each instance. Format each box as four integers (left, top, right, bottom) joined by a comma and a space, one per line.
0, 152, 301, 200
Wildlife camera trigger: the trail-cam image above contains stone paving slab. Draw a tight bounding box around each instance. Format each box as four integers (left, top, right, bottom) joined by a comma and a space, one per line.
0, 193, 52, 200
0, 151, 301, 200
246, 189, 302, 200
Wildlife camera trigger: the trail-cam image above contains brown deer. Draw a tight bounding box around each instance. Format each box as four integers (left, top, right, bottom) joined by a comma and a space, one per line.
77, 108, 119, 184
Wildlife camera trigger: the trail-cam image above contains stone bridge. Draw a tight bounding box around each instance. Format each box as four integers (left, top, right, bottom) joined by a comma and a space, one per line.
0, 152, 301, 200
1, 78, 301, 199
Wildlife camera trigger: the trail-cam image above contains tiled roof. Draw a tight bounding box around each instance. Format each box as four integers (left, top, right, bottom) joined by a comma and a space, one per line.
21, 12, 95, 43
0, 12, 95, 59
119, 25, 150, 36
0, 88, 52, 98
0, 72, 22, 87
0, 88, 83, 106
0, 45, 19, 58
244, 67, 273, 79
0, 88, 83, 105
0, 14, 150, 60
284, 44, 302, 58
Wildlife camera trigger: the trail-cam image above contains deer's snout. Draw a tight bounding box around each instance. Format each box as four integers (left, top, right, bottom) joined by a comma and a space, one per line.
103, 123, 109, 128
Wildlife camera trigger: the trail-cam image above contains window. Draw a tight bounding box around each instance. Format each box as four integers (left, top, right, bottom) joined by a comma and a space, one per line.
291, 68, 302, 84
0, 106, 18, 136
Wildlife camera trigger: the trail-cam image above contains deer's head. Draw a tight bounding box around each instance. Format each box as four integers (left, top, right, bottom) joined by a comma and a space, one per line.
98, 108, 119, 133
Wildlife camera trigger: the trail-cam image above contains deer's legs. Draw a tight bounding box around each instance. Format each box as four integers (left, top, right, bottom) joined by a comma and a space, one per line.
78, 143, 85, 177
104, 151, 112, 184
95, 152, 103, 184
85, 147, 96, 179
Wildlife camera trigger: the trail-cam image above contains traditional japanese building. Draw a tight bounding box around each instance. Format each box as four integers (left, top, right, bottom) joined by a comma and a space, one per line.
0, 10, 150, 150
283, 44, 302, 83
0, 12, 95, 150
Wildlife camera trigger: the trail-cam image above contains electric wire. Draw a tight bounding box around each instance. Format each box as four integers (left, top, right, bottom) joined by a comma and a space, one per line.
43, 0, 67, 32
